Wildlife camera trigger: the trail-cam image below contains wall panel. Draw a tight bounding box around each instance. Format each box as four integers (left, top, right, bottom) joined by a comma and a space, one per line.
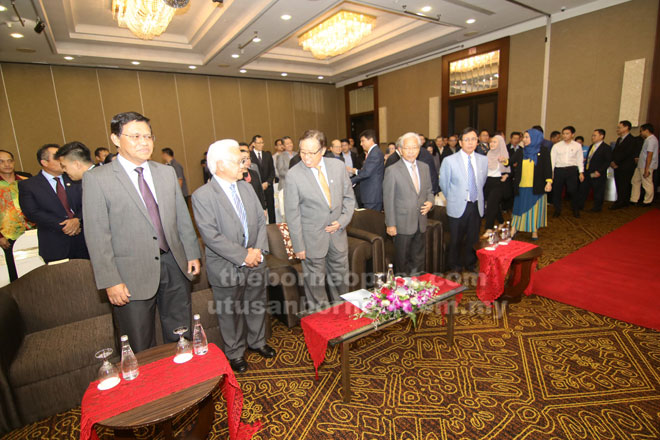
240, 79, 272, 148
2, 64, 63, 175
51, 66, 107, 149
266, 81, 295, 141
317, 84, 339, 142
174, 73, 216, 191
97, 69, 142, 127
209, 76, 245, 142
292, 83, 318, 140
0, 66, 20, 169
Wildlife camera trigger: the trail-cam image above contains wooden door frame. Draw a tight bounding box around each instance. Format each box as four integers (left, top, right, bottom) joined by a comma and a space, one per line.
442, 37, 510, 135
344, 77, 379, 140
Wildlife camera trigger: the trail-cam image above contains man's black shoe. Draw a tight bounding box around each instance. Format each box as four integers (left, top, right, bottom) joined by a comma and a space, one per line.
249, 344, 276, 359
589, 207, 601, 212
552, 211, 560, 218
229, 358, 248, 373
573, 210, 580, 218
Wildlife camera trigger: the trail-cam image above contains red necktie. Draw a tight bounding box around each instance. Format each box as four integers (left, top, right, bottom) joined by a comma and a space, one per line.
54, 177, 74, 219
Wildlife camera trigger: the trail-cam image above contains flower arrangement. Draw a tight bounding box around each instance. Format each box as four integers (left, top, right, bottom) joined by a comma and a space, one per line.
358, 277, 438, 326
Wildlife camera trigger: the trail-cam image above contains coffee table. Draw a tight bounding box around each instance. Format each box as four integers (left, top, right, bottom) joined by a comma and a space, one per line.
299, 283, 465, 403
95, 343, 223, 440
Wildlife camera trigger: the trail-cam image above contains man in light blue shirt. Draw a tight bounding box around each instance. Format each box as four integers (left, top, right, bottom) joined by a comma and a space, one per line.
630, 123, 658, 205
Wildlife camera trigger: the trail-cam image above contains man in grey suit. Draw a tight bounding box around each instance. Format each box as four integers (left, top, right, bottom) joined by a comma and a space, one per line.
284, 130, 356, 308
383, 132, 434, 276
439, 127, 488, 273
192, 139, 274, 373
83, 112, 201, 353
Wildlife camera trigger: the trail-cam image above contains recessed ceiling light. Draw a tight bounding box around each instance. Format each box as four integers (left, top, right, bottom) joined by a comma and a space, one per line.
10, 33, 24, 39
421, 6, 432, 12
131, 61, 140, 65
0, 6, 7, 12
231, 54, 239, 59
281, 14, 291, 20
252, 36, 261, 43
188, 65, 197, 70
64, 56, 74, 61
239, 69, 247, 73
317, 75, 324, 80
281, 72, 288, 77
466, 18, 476, 24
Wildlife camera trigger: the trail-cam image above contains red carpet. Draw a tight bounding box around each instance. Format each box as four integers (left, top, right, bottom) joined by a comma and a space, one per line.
533, 209, 660, 330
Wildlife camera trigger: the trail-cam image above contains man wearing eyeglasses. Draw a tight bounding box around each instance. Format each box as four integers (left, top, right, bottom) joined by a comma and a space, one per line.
83, 111, 201, 353
192, 139, 273, 373
284, 130, 356, 308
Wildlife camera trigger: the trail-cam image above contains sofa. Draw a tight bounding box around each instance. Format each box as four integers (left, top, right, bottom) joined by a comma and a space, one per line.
0, 259, 224, 434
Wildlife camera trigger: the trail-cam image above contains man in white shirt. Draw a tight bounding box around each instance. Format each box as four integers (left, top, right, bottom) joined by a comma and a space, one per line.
630, 123, 658, 206
551, 125, 584, 218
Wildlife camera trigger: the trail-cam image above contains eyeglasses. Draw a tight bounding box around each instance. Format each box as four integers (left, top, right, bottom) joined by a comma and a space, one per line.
226, 158, 249, 167
299, 148, 323, 157
120, 133, 155, 142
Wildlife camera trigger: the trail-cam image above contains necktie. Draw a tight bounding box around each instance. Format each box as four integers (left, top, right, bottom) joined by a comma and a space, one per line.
256, 151, 261, 162
410, 162, 420, 194
230, 183, 249, 246
54, 177, 74, 219
315, 166, 332, 208
467, 155, 478, 202
135, 167, 169, 253
586, 145, 597, 170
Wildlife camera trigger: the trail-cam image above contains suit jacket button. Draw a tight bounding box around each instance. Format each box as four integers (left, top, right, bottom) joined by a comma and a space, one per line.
153, 237, 157, 240
155, 256, 159, 260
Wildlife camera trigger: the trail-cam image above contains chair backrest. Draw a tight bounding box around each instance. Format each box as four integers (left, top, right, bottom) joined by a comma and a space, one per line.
266, 224, 290, 261
13, 229, 45, 278
3, 259, 112, 334
349, 209, 387, 237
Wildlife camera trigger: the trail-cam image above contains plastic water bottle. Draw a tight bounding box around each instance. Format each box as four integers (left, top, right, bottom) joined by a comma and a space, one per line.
386, 264, 395, 285
192, 314, 208, 355
120, 335, 139, 380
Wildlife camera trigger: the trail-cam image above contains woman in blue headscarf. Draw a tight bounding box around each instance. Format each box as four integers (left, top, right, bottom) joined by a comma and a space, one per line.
511, 128, 553, 240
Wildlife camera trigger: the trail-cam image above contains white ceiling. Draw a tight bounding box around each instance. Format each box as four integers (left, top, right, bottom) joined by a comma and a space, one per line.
0, 0, 620, 86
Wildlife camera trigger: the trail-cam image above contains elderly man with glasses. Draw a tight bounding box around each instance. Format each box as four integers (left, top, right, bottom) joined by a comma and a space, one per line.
284, 129, 356, 308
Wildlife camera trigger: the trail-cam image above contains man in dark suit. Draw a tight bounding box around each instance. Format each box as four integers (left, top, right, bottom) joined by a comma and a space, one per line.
325, 139, 344, 161
83, 112, 201, 353
476, 129, 490, 155
18, 144, 89, 263
250, 135, 276, 223
239, 144, 267, 212
192, 139, 274, 373
610, 120, 642, 209
383, 132, 434, 276
349, 129, 384, 210
55, 141, 96, 182
340, 138, 361, 172
532, 125, 555, 151
578, 129, 612, 212
284, 130, 356, 307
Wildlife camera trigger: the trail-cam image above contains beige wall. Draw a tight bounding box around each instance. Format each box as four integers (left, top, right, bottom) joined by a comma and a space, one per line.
370, 0, 656, 142
377, 57, 443, 143
0, 64, 341, 192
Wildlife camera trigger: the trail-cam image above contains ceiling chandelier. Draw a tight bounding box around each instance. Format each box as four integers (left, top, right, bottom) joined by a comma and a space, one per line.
112, 0, 188, 40
298, 10, 376, 60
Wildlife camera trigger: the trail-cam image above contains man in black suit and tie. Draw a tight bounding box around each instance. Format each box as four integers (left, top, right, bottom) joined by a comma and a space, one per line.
349, 129, 384, 210
578, 129, 612, 212
55, 141, 96, 182
250, 135, 276, 223
239, 144, 267, 213
383, 133, 434, 276
192, 139, 274, 373
18, 144, 89, 263
610, 120, 642, 209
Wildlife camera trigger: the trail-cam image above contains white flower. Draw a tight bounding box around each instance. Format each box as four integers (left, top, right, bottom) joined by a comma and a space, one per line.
381, 299, 391, 307
410, 297, 419, 306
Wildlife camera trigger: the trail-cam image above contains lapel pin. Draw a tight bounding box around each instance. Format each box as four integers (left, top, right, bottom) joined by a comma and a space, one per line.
66, 182, 71, 187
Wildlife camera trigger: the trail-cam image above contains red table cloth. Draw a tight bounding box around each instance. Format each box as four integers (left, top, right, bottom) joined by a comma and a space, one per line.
80, 343, 261, 440
476, 240, 538, 304
300, 275, 462, 379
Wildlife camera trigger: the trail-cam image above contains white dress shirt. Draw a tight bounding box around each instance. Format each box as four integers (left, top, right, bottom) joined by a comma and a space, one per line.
309, 158, 331, 206
551, 140, 584, 172
117, 154, 158, 204
402, 158, 421, 190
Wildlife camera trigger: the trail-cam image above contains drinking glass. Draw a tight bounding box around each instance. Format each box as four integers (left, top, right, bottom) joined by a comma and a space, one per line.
95, 348, 120, 390
173, 327, 193, 364
374, 272, 386, 289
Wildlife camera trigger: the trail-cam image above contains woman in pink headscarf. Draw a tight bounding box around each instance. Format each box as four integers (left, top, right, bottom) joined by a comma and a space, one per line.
482, 134, 510, 237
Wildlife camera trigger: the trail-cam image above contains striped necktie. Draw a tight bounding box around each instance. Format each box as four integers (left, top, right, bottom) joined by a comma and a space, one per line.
230, 183, 249, 246
467, 155, 478, 202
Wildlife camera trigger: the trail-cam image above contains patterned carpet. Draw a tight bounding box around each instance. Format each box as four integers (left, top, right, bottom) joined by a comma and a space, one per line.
4, 203, 660, 440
